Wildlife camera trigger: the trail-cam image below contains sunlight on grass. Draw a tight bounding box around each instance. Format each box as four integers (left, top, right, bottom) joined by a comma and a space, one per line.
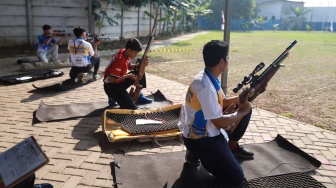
146, 30, 336, 131
279, 113, 294, 118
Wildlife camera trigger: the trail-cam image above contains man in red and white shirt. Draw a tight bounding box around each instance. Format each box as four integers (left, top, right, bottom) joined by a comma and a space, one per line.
104, 38, 152, 109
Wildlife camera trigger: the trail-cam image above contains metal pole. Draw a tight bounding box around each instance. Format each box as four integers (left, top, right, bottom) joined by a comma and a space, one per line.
221, 0, 232, 94
26, 0, 33, 46
88, 0, 94, 34
121, 7, 124, 39
150, 2, 152, 35
137, 7, 140, 38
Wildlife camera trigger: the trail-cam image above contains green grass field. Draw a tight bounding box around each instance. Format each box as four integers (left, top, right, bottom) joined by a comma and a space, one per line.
146, 31, 336, 131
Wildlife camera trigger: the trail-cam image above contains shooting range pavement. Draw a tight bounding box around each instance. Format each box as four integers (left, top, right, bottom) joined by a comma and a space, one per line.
0, 32, 335, 187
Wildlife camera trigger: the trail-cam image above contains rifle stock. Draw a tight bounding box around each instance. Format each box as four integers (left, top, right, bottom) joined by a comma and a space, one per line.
223, 40, 297, 116
129, 28, 156, 102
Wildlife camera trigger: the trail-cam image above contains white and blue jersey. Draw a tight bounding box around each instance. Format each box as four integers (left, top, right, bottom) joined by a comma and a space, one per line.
179, 68, 225, 139
36, 35, 56, 53
68, 38, 94, 67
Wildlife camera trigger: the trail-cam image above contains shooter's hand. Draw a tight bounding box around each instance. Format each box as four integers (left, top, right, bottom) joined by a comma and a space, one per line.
237, 96, 251, 115
128, 74, 137, 81
142, 56, 149, 66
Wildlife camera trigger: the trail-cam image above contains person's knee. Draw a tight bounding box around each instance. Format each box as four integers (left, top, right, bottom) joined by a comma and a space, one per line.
37, 53, 47, 62
230, 170, 245, 185
218, 168, 244, 185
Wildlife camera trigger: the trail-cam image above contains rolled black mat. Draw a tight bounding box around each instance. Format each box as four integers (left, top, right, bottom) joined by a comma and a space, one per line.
17, 58, 39, 64
111, 134, 322, 188
0, 70, 64, 85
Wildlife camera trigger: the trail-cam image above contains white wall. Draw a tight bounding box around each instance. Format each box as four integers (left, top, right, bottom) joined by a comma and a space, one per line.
258, 1, 283, 20
95, 4, 152, 39
280, 1, 305, 20
0, 0, 28, 46
305, 7, 336, 22
0, 0, 168, 47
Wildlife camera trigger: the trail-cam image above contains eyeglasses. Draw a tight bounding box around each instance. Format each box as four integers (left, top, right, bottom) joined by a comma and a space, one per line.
221, 56, 229, 62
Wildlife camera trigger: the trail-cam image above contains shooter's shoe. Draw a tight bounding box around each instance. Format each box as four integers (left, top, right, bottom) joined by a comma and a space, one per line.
108, 97, 118, 107
51, 59, 62, 63
231, 145, 254, 159
136, 94, 153, 105
93, 74, 100, 80
185, 150, 200, 166
34, 183, 53, 188
77, 73, 84, 83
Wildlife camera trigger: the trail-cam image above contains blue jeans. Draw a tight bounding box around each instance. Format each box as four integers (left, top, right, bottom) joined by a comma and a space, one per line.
36, 44, 58, 62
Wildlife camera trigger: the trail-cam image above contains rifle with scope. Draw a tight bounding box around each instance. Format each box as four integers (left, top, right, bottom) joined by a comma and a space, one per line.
223, 40, 297, 116
86, 33, 124, 43
52, 30, 73, 37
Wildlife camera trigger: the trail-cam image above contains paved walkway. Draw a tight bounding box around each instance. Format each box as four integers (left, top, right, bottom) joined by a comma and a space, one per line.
0, 32, 335, 188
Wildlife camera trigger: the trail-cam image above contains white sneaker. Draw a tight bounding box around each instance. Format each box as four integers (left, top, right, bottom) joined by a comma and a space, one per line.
93, 74, 100, 80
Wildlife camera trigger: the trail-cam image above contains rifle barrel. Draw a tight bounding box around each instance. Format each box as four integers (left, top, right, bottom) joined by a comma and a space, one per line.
254, 40, 297, 83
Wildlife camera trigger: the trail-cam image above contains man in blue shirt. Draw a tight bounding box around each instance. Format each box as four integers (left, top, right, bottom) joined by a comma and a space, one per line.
36, 25, 66, 63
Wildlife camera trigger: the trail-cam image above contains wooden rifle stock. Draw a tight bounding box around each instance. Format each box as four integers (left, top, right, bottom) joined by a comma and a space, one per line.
223, 40, 297, 116
129, 27, 156, 102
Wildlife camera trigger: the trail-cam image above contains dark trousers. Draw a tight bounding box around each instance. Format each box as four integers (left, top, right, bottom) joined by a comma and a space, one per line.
69, 56, 100, 79
14, 173, 35, 188
104, 71, 146, 109
183, 109, 252, 186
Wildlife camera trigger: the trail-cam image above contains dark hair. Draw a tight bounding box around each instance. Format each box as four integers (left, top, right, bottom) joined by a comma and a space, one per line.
125, 38, 142, 52
73, 26, 86, 37
202, 40, 229, 68
42, 25, 51, 31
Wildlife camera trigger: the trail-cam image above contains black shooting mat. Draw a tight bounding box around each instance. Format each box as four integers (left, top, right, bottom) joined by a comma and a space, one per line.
0, 70, 63, 84
32, 78, 95, 91
111, 134, 322, 188
35, 90, 173, 122
239, 172, 325, 188
35, 100, 108, 122
106, 107, 180, 134
236, 134, 321, 180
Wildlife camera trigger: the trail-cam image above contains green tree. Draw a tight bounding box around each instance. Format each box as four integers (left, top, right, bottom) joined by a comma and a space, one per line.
251, 16, 268, 30
93, 0, 149, 35
186, 0, 212, 32
232, 0, 256, 20
204, 0, 256, 29
92, 0, 121, 35
286, 6, 311, 30
145, 0, 210, 34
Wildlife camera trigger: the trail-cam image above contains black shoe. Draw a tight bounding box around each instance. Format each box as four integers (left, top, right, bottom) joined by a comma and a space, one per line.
231, 145, 254, 159
185, 150, 200, 166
